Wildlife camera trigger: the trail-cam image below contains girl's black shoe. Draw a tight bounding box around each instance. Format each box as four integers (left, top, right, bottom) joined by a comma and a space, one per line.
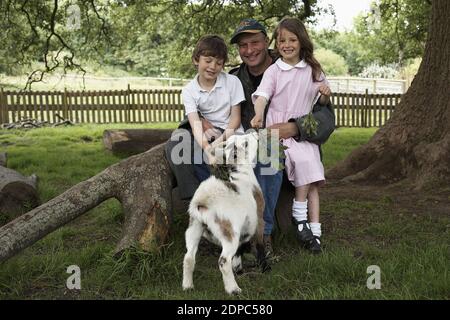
308, 236, 322, 254
292, 218, 314, 244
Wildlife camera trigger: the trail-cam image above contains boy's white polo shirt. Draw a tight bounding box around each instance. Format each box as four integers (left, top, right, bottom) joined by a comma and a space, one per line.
182, 72, 245, 132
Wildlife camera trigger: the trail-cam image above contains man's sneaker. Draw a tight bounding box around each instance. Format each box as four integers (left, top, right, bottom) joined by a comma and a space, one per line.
308, 236, 322, 254
263, 235, 273, 259
292, 217, 314, 245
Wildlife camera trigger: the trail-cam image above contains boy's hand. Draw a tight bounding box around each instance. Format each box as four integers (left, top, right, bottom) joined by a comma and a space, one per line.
201, 117, 214, 133
201, 118, 221, 141
250, 114, 264, 129
318, 85, 331, 97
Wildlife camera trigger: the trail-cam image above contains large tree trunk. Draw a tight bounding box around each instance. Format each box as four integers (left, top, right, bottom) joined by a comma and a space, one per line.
0, 144, 174, 263
328, 0, 450, 189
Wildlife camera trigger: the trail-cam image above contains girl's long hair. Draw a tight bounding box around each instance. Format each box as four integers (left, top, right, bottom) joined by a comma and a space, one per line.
273, 17, 324, 82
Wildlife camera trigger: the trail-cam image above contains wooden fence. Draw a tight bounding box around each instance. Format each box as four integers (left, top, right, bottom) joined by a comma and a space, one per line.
0, 88, 401, 127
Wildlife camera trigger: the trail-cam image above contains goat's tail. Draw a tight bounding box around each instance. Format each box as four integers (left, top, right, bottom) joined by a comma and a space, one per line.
188, 197, 210, 218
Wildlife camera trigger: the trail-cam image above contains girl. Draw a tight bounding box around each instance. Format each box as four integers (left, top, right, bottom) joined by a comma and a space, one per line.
250, 17, 331, 254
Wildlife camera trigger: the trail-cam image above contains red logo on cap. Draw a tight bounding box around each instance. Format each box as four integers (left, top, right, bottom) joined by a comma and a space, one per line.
239, 21, 251, 27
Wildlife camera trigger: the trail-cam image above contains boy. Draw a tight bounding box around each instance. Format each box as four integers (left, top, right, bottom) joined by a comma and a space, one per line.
181, 35, 245, 181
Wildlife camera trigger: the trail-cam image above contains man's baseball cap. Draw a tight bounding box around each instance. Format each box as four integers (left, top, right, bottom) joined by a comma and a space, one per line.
230, 18, 267, 44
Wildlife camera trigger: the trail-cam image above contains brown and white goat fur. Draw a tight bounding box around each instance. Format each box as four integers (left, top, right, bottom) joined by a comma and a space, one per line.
182, 132, 268, 295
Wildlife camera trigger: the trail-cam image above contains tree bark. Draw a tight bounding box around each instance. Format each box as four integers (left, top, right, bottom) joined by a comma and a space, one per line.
103, 129, 173, 155
0, 143, 174, 263
328, 0, 450, 189
0, 163, 39, 224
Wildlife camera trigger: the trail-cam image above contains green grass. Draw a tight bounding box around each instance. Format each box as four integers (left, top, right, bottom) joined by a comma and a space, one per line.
0, 126, 448, 300
321, 127, 378, 168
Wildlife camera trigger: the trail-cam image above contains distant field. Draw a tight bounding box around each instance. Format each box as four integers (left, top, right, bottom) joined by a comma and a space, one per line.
0, 74, 189, 91
1, 73, 407, 93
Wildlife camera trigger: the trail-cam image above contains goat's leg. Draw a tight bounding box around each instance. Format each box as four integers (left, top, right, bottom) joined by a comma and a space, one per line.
252, 186, 271, 272
231, 255, 243, 274
255, 216, 271, 273
233, 241, 252, 274
182, 218, 203, 290
219, 239, 241, 295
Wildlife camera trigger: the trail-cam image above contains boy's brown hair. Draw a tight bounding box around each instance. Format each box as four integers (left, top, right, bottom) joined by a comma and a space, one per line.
192, 35, 228, 63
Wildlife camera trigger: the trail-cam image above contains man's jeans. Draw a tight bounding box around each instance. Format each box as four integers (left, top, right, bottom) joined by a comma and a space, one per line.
194, 161, 210, 183
254, 162, 283, 236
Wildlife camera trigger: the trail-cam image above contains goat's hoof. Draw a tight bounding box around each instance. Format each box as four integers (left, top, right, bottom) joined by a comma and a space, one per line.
227, 286, 242, 295
262, 264, 272, 273
261, 263, 272, 273
182, 283, 194, 291
258, 259, 272, 273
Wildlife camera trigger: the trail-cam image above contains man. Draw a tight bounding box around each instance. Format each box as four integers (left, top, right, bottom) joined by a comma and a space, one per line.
227, 19, 294, 257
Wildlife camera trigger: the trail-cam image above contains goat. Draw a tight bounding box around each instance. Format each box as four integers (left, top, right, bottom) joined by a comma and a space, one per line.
182, 132, 269, 295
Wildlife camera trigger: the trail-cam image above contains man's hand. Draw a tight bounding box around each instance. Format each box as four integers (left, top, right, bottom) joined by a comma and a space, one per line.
267, 122, 299, 139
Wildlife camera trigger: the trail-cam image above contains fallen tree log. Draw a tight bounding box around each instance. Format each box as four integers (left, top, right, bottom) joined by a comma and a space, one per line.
103, 129, 173, 155
0, 155, 40, 224
0, 143, 174, 263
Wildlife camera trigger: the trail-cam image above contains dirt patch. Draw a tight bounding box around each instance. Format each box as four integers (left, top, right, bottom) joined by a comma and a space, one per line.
313, 179, 450, 251
322, 179, 450, 218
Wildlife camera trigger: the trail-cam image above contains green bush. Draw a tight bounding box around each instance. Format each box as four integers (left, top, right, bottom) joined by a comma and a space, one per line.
315, 48, 349, 76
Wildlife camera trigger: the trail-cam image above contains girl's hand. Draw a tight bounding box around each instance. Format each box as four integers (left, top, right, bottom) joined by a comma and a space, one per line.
318, 85, 331, 97
250, 114, 264, 129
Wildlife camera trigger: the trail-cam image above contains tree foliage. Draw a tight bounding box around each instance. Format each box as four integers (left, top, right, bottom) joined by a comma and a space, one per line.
0, 0, 431, 83
0, 0, 113, 86
312, 0, 430, 76
314, 48, 348, 76
353, 0, 431, 67
0, 0, 332, 84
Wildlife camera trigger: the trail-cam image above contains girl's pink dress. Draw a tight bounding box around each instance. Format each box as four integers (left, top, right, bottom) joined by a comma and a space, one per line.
253, 58, 329, 187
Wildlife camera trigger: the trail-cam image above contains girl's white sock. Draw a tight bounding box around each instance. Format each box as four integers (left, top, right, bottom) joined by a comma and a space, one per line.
292, 200, 308, 231
310, 222, 322, 238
